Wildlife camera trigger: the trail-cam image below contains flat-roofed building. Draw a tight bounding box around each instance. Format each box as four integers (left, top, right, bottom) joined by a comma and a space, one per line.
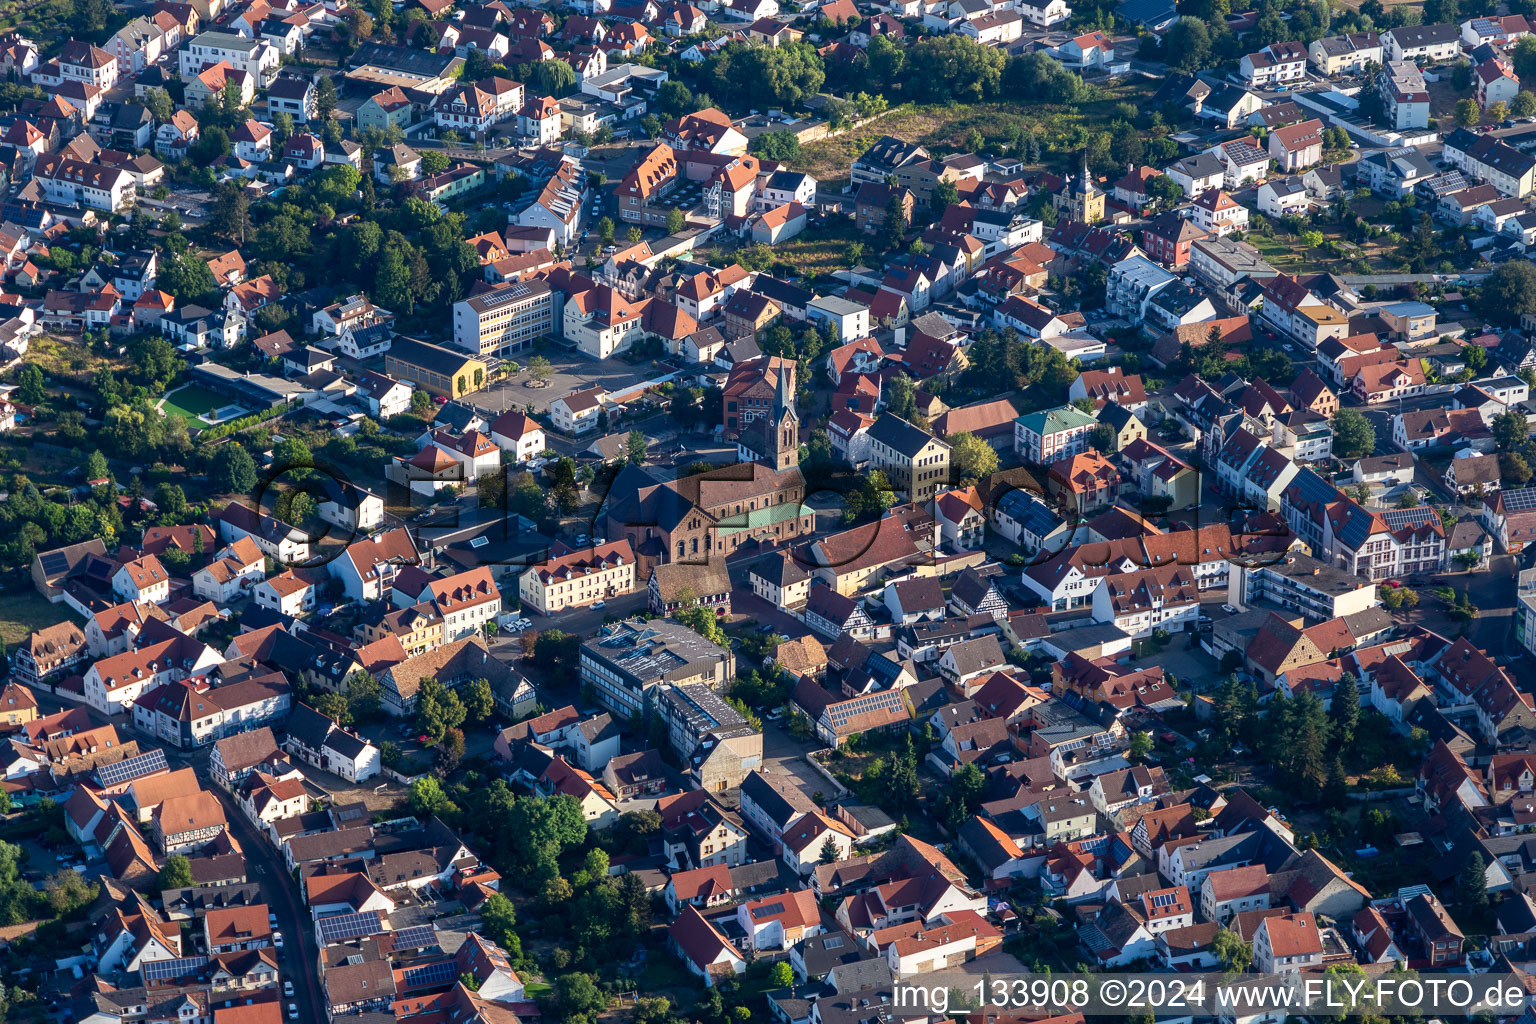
452, 279, 555, 356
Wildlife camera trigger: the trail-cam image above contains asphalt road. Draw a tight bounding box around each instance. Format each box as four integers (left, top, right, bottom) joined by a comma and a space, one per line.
208, 783, 324, 1024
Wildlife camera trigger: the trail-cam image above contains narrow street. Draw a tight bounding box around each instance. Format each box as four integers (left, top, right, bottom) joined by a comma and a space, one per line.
209, 784, 325, 1024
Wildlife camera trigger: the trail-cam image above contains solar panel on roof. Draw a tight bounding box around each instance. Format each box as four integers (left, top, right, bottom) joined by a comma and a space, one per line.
1380, 506, 1440, 529
142, 956, 208, 983
39, 552, 67, 574
1500, 488, 1536, 513
401, 958, 459, 988
99, 747, 169, 787
390, 925, 437, 949
317, 910, 385, 943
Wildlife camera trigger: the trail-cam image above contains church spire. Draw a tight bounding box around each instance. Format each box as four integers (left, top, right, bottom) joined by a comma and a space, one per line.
774, 359, 795, 422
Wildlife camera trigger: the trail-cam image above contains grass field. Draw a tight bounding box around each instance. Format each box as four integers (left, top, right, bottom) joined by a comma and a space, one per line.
791, 82, 1159, 184
23, 335, 128, 385
695, 217, 866, 279
161, 384, 238, 423
0, 590, 75, 648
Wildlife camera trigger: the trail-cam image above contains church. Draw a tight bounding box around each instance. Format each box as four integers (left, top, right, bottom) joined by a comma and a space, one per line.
1054, 151, 1105, 225
599, 363, 814, 571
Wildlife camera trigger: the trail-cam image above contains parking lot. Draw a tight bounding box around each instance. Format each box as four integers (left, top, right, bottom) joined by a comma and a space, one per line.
472, 350, 677, 421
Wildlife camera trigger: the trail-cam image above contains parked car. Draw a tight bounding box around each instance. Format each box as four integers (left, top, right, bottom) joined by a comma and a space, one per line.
287, 1006, 298, 1021
283, 982, 294, 998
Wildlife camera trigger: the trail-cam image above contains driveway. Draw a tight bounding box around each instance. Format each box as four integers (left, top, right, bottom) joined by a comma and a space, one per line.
209, 786, 325, 1024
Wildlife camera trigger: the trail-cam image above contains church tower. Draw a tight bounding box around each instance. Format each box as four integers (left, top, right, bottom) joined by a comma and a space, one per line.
771, 361, 799, 472
1054, 150, 1105, 224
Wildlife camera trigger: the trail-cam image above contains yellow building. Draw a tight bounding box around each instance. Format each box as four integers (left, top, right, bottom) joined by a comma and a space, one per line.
356, 602, 444, 658
518, 540, 637, 614
385, 336, 488, 398
0, 682, 38, 727
1055, 152, 1105, 224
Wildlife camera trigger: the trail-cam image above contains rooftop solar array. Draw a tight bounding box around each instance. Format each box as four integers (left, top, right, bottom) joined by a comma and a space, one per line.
390, 925, 437, 950
401, 958, 459, 988
317, 910, 386, 943
99, 747, 169, 787
1380, 506, 1440, 530
1498, 488, 1536, 513
142, 956, 208, 984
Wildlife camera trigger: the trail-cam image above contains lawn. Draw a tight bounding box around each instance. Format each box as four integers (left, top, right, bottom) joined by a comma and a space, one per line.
1248, 229, 1391, 275
22, 335, 128, 386
0, 590, 76, 648
695, 218, 867, 280
790, 81, 1159, 184
161, 384, 239, 423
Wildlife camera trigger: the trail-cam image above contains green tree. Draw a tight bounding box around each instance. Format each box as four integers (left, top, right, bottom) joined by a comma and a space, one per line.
749, 128, 798, 161
931, 179, 960, 217
1164, 17, 1213, 72
1506, 451, 1534, 485
527, 355, 552, 383
1332, 408, 1376, 459
1329, 674, 1360, 746
596, 216, 615, 245
44, 869, 97, 916
1129, 730, 1154, 762
769, 961, 794, 988
210, 443, 258, 494
665, 207, 686, 234
14, 364, 45, 406
1212, 927, 1252, 973
143, 87, 173, 122
316, 76, 338, 120
1460, 850, 1489, 909
534, 58, 577, 96
154, 482, 187, 518
949, 431, 997, 483
159, 252, 217, 303
480, 892, 518, 948
1515, 90, 1536, 117
948, 762, 985, 824
626, 429, 647, 466
510, 794, 589, 881
1494, 409, 1531, 451
461, 677, 495, 723
675, 603, 729, 646
209, 181, 250, 243
157, 855, 194, 892
549, 973, 606, 1018
420, 149, 451, 175
1480, 260, 1536, 324
901, 35, 1004, 101
313, 692, 352, 726
1490, 100, 1510, 125
819, 834, 841, 863
84, 449, 109, 482
1456, 97, 1481, 127
408, 776, 452, 817
880, 191, 908, 251
347, 671, 383, 721
886, 373, 916, 420
416, 678, 467, 743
